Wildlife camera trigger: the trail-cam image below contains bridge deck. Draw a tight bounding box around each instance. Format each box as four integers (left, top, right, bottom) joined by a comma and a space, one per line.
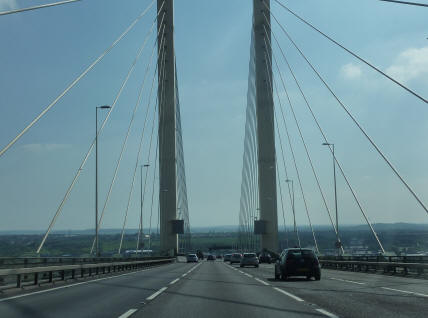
0, 259, 427, 318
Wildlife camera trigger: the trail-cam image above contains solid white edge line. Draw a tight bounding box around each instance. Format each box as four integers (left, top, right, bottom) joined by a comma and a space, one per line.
169, 278, 180, 285
0, 265, 158, 303
118, 308, 138, 318
273, 287, 304, 302
254, 278, 270, 286
146, 287, 167, 301
315, 308, 339, 318
381, 287, 428, 297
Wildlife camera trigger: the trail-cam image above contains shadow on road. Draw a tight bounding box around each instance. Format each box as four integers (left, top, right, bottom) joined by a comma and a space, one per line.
163, 289, 326, 317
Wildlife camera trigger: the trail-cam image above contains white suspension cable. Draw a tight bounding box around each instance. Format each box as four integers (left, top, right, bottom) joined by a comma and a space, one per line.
272, 0, 427, 103
35, 4, 159, 254
0, 0, 80, 16
276, 161, 289, 248
118, 50, 166, 254
266, 9, 428, 218
263, 12, 386, 253
264, 32, 345, 253
1, 0, 156, 159
264, 53, 319, 253
135, 95, 158, 253
89, 17, 165, 254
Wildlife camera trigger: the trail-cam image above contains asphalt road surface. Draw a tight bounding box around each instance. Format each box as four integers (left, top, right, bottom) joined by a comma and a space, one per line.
237, 262, 428, 318
0, 259, 427, 317
0, 260, 195, 318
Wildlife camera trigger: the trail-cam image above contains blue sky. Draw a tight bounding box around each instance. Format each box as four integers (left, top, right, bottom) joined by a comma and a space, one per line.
0, 0, 427, 232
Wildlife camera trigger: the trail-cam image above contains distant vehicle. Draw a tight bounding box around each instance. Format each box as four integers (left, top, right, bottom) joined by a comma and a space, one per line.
196, 250, 204, 260
259, 252, 272, 264
240, 253, 259, 268
123, 249, 153, 256
217, 254, 223, 259
186, 254, 198, 263
230, 253, 242, 264
274, 248, 321, 281
207, 254, 215, 261
224, 254, 231, 262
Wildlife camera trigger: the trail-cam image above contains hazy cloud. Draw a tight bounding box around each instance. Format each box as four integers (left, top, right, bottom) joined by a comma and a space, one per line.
341, 63, 362, 79
21, 143, 71, 153
0, 0, 18, 10
386, 46, 428, 83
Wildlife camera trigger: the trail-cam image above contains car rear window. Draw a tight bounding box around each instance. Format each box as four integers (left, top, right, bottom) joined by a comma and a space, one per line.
287, 250, 315, 259
232, 254, 241, 257
244, 253, 256, 258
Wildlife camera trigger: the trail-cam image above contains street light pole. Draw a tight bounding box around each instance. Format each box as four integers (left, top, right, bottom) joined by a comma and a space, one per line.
138, 164, 150, 253
139, 165, 143, 252
323, 142, 340, 256
332, 144, 339, 254
285, 179, 296, 236
95, 105, 111, 257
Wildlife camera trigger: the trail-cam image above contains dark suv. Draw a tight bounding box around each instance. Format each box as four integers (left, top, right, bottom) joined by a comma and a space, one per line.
258, 252, 272, 264
274, 248, 321, 281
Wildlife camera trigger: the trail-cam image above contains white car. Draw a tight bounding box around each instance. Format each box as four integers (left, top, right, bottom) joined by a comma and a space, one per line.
230, 253, 243, 264
186, 253, 199, 263
240, 253, 259, 268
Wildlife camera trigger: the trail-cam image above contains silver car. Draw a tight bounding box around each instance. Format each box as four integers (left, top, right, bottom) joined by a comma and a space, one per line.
230, 253, 242, 264
186, 253, 198, 263
240, 253, 259, 268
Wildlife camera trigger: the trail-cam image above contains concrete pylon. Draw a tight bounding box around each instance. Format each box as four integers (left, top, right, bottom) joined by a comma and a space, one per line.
157, 0, 178, 255
253, 0, 279, 252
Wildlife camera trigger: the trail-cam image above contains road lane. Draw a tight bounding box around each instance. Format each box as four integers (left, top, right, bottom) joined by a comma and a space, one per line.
237, 263, 428, 318
0, 260, 194, 318
2, 259, 426, 318
135, 260, 326, 318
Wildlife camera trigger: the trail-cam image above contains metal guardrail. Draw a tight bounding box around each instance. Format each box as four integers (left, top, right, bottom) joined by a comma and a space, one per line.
0, 256, 167, 269
319, 255, 428, 263
320, 259, 428, 276
0, 258, 175, 289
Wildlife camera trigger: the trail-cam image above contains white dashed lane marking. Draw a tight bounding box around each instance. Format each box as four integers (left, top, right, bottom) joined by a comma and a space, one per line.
118, 309, 138, 318
315, 308, 339, 318
169, 278, 180, 285
254, 277, 270, 286
273, 287, 304, 302
146, 287, 168, 301
381, 287, 428, 298
226, 262, 339, 317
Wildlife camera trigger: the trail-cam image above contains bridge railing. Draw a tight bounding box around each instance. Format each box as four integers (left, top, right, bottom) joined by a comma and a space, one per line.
319, 255, 428, 263
0, 256, 167, 269
319, 257, 428, 276
0, 257, 175, 289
